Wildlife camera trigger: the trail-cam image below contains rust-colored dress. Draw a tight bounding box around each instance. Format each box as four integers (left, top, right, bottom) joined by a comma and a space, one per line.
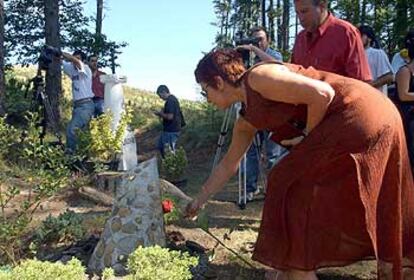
240, 62, 414, 278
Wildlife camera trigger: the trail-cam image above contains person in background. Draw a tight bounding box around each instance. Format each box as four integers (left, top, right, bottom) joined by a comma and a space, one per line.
154, 85, 184, 158
358, 25, 394, 95
292, 0, 372, 82
189, 48, 414, 280
395, 29, 414, 168
236, 26, 283, 62
236, 26, 285, 201
62, 50, 95, 154
88, 55, 106, 117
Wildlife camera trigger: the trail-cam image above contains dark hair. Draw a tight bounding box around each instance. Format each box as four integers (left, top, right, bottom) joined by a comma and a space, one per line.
88, 54, 98, 61
250, 26, 268, 39
294, 0, 329, 7
194, 48, 246, 89
358, 25, 381, 49
72, 50, 86, 62
404, 29, 414, 60
156, 85, 170, 94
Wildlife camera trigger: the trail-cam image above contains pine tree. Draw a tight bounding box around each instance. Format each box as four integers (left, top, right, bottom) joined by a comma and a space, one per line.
0, 0, 5, 116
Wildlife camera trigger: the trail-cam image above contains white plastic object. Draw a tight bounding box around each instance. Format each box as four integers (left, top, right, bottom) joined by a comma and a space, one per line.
100, 74, 138, 171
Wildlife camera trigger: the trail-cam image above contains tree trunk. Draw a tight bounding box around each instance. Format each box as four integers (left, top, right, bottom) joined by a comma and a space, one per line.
360, 0, 367, 25
281, 0, 290, 52
0, 0, 6, 116
44, 0, 61, 129
95, 0, 103, 54
268, 0, 275, 44
261, 0, 266, 29
276, 0, 282, 50
96, 0, 103, 36
394, 0, 408, 48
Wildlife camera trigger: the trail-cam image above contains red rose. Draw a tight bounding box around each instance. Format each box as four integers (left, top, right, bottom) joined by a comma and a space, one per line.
162, 199, 174, 213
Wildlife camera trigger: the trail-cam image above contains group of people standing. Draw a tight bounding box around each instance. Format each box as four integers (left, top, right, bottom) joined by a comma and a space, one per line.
186, 0, 414, 279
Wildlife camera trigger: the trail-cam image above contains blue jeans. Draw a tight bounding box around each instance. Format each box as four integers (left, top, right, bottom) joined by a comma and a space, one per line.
66, 101, 95, 153
157, 131, 180, 158
242, 131, 287, 193
93, 98, 105, 117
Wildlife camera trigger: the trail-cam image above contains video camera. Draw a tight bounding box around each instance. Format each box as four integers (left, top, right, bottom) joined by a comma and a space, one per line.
234, 37, 261, 47
38, 45, 62, 71
234, 34, 261, 67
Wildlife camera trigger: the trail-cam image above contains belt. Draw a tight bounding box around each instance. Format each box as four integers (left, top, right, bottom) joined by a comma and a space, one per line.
93, 96, 104, 101
74, 98, 93, 106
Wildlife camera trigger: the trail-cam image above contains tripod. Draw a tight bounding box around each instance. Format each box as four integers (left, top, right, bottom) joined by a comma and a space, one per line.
211, 103, 267, 209
26, 66, 62, 144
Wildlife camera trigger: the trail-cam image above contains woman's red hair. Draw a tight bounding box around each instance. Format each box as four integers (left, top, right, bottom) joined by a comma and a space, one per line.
194, 48, 246, 88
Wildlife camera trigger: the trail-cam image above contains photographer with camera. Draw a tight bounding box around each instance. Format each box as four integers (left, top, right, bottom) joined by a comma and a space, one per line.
235, 26, 282, 63
61, 50, 95, 154
235, 27, 285, 202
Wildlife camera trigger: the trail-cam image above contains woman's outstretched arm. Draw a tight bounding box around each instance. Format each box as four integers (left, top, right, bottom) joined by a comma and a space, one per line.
186, 117, 256, 217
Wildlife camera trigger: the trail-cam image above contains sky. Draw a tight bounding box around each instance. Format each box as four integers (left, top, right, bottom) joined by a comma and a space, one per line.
84, 1, 217, 100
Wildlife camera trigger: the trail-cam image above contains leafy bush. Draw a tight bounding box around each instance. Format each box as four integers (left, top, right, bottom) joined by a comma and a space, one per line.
0, 258, 86, 280
0, 113, 71, 264
0, 116, 19, 159
77, 106, 133, 169
126, 245, 198, 280
33, 210, 86, 246
161, 146, 188, 182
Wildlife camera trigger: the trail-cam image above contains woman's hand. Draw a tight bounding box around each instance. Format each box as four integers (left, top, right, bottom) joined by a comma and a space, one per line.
185, 197, 206, 219
280, 135, 305, 146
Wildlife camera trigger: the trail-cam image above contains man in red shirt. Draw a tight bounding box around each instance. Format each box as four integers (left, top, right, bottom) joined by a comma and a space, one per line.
292, 0, 372, 82
88, 55, 106, 116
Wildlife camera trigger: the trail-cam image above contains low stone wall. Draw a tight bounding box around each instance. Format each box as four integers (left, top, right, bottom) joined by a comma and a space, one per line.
88, 157, 166, 275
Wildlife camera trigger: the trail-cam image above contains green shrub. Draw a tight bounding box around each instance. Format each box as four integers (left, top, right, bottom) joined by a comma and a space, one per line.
0, 116, 19, 160
0, 258, 86, 280
77, 106, 133, 169
161, 146, 188, 182
33, 210, 86, 246
126, 245, 198, 280
0, 112, 71, 264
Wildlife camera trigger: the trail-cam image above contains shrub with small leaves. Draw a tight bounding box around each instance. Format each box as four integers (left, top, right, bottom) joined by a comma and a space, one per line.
126, 245, 198, 280
33, 209, 86, 246
0, 258, 86, 280
77, 106, 133, 169
0, 116, 19, 160
161, 146, 188, 182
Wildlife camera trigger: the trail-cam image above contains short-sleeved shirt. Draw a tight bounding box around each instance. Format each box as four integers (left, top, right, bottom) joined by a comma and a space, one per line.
391, 52, 408, 74
365, 47, 393, 95
92, 70, 106, 99
62, 61, 94, 101
292, 13, 372, 82
254, 47, 283, 64
163, 95, 182, 133
266, 48, 283, 61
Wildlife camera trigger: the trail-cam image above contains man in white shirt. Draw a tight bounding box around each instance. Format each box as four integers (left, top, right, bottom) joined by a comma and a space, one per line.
359, 25, 394, 95
62, 50, 95, 153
